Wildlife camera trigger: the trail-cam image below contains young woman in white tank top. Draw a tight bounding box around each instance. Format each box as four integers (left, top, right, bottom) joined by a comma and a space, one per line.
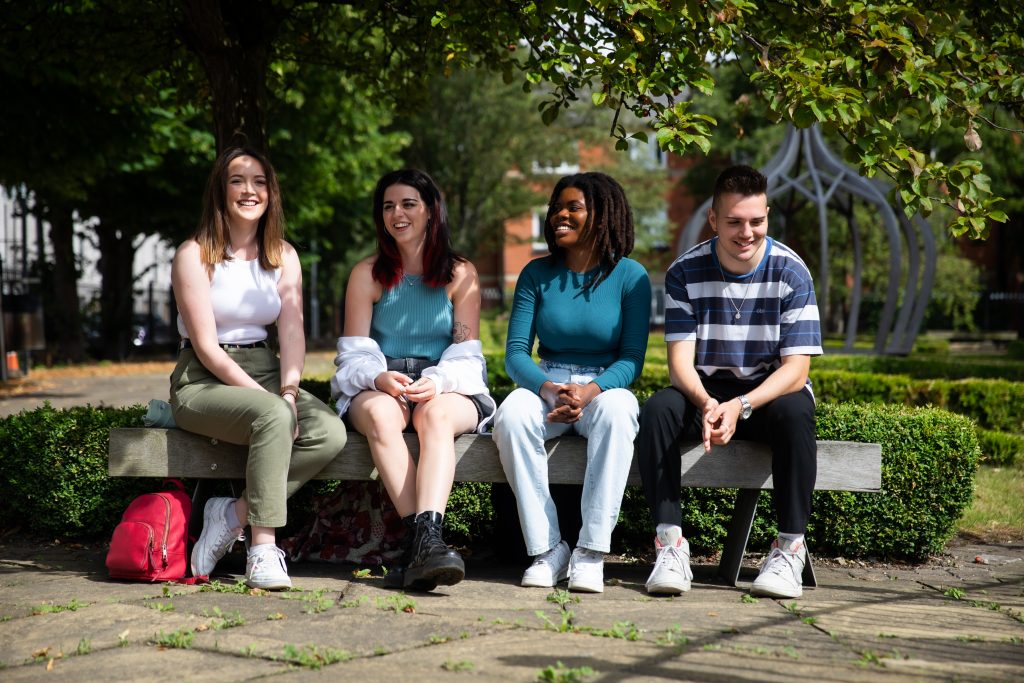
170, 146, 346, 589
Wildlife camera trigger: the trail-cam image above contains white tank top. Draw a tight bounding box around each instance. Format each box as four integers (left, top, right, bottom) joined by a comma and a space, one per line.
177, 256, 282, 344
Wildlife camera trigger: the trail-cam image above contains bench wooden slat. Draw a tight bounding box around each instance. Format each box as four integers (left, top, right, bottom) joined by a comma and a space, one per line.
108, 428, 881, 492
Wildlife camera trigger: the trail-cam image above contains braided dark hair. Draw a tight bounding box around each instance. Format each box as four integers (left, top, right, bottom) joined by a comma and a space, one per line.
543, 172, 635, 289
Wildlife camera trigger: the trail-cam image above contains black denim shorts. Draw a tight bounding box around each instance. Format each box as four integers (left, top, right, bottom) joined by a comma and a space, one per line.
385, 356, 486, 424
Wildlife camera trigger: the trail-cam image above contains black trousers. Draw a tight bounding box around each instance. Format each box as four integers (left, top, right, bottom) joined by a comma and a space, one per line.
637, 379, 817, 534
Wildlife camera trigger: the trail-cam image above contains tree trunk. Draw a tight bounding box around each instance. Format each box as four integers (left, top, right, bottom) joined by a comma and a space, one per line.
95, 222, 138, 360
45, 203, 86, 363
179, 0, 281, 153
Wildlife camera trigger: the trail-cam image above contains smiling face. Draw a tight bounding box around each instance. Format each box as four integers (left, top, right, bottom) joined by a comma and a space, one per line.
709, 192, 769, 274
548, 186, 592, 254
381, 183, 430, 250
224, 155, 269, 228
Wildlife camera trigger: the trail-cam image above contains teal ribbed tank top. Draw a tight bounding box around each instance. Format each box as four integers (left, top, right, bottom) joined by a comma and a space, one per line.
370, 275, 453, 359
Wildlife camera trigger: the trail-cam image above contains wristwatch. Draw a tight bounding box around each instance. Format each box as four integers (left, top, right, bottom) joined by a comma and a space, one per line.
737, 395, 753, 420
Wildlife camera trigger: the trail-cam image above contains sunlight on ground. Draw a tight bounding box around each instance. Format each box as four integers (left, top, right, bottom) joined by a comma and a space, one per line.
958, 461, 1024, 542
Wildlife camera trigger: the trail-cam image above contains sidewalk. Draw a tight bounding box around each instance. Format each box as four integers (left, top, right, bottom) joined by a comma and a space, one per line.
1, 357, 1023, 680
0, 537, 1022, 681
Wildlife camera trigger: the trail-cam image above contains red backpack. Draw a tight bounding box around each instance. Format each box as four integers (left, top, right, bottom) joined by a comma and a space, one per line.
106, 480, 192, 582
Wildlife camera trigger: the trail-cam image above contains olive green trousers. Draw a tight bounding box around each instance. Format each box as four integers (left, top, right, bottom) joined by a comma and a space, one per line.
170, 347, 347, 528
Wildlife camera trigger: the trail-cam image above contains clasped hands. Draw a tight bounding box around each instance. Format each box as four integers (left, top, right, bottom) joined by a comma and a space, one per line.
701, 397, 742, 452
374, 370, 437, 403
540, 381, 601, 424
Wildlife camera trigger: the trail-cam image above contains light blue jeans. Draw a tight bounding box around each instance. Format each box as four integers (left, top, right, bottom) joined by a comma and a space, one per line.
493, 361, 639, 556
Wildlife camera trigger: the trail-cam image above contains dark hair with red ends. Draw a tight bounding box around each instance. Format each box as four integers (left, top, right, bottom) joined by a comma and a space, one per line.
712, 164, 768, 211
370, 169, 464, 289
544, 172, 635, 290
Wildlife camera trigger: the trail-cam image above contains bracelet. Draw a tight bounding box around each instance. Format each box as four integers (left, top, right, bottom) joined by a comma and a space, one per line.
279, 384, 299, 399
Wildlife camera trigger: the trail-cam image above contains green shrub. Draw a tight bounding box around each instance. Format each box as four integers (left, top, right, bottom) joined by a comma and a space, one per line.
811, 370, 1024, 433
812, 354, 1024, 382
618, 403, 979, 561
0, 404, 157, 538
1008, 340, 1024, 360
975, 427, 1024, 466
0, 401, 979, 561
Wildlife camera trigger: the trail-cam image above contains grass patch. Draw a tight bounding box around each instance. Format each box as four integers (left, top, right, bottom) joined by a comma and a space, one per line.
278, 644, 352, 669
31, 599, 87, 615
958, 461, 1024, 541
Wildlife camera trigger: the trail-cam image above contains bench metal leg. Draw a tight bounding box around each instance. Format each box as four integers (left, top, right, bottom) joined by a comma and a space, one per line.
803, 548, 817, 587
718, 488, 759, 586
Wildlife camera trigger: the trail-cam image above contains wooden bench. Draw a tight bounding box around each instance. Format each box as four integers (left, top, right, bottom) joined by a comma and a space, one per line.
108, 428, 882, 587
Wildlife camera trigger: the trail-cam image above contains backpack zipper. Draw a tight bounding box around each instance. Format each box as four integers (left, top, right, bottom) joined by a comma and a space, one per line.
156, 493, 171, 566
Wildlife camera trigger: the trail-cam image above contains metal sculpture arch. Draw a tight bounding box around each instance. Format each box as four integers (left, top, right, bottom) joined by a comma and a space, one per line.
676, 125, 935, 355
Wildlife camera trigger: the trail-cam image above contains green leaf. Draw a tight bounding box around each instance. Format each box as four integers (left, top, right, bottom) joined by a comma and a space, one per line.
592, 91, 607, 106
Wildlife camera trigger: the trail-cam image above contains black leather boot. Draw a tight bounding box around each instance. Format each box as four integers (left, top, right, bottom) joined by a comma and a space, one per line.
383, 514, 416, 589
403, 511, 465, 591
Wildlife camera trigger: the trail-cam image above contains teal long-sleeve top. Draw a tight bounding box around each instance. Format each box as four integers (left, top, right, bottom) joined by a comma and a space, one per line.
505, 255, 652, 395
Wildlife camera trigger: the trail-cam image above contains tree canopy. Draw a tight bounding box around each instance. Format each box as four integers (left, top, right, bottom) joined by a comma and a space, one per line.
432, 0, 1021, 239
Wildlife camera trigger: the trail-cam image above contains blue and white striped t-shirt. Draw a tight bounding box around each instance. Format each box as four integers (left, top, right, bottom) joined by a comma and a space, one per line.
664, 237, 822, 384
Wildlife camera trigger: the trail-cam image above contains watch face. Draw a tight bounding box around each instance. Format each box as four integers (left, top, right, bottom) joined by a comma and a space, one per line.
739, 397, 752, 419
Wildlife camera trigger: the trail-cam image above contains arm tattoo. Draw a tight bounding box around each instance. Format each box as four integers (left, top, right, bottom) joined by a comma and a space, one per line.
452, 321, 470, 343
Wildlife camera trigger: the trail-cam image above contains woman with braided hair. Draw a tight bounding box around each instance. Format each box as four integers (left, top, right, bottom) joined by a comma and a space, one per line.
493, 171, 651, 593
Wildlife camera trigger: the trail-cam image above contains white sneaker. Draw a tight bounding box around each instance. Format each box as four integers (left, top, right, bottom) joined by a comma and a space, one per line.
751, 538, 806, 599
522, 540, 571, 588
191, 497, 244, 577
645, 529, 693, 595
567, 547, 605, 593
245, 544, 292, 590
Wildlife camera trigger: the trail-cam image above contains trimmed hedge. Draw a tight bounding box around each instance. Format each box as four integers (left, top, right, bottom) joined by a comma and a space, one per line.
0, 400, 977, 561
811, 369, 1024, 434
976, 427, 1024, 466
616, 402, 979, 561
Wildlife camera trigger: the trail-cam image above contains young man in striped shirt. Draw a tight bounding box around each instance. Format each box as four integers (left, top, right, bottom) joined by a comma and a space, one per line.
637, 164, 823, 598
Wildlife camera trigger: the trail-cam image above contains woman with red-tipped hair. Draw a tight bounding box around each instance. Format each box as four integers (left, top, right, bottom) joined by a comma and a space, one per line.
331, 169, 495, 591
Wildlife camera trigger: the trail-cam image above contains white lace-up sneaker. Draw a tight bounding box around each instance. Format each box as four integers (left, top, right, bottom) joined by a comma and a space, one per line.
567, 547, 605, 593
245, 544, 292, 590
522, 540, 571, 587
190, 497, 244, 577
645, 529, 693, 595
751, 538, 806, 599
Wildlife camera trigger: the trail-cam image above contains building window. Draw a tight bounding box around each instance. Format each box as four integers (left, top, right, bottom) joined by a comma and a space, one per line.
531, 208, 548, 252
629, 136, 667, 170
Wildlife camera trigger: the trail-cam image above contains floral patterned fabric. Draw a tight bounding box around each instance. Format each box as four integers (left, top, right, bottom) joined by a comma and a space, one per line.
282, 481, 405, 565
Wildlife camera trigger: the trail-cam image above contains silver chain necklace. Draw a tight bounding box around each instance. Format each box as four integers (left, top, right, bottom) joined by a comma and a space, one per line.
716, 259, 756, 321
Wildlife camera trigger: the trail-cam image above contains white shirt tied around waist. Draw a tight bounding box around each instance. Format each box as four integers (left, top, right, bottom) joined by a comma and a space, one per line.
176, 256, 282, 345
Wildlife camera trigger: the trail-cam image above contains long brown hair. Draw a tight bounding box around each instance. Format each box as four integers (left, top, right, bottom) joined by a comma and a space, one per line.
194, 146, 285, 274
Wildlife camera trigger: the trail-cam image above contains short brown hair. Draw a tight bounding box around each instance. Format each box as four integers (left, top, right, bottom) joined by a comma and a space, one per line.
712, 165, 768, 211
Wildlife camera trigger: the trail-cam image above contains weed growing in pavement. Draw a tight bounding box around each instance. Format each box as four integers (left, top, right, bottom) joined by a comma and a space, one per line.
537, 661, 595, 682
536, 608, 577, 633
280, 587, 335, 613
442, 659, 474, 672
152, 629, 195, 649
75, 639, 90, 656
783, 601, 801, 615
266, 612, 285, 620
148, 602, 174, 612
374, 646, 389, 656
655, 625, 690, 648
375, 594, 417, 613
956, 634, 985, 642
32, 599, 87, 614
202, 607, 245, 629
587, 621, 640, 641
740, 593, 759, 604
242, 644, 258, 657
546, 589, 580, 610
943, 587, 965, 600
278, 644, 352, 669
428, 634, 451, 645
781, 645, 800, 659
856, 649, 884, 667
117, 629, 130, 646
341, 596, 369, 609
801, 616, 818, 625
199, 579, 253, 595
969, 599, 1001, 610
877, 632, 897, 638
